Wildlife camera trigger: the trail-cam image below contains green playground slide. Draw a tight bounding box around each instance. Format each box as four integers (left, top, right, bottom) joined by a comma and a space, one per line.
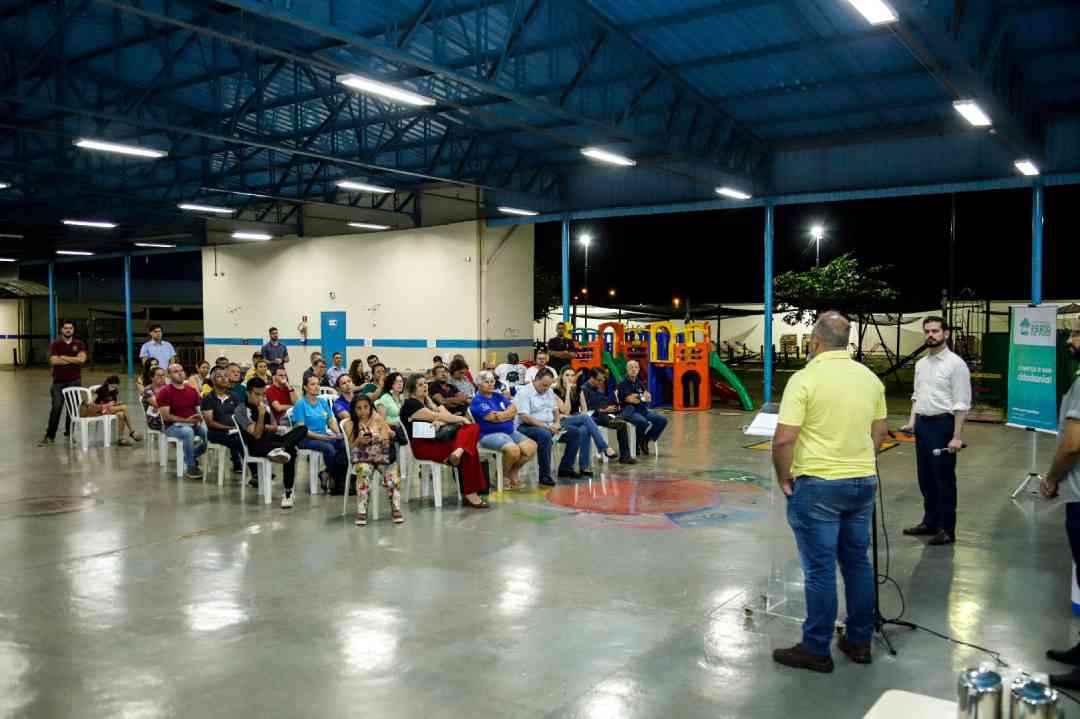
709, 352, 754, 411
602, 350, 627, 384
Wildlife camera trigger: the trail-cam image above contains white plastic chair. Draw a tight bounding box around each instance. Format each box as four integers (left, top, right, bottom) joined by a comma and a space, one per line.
205, 440, 233, 486
397, 419, 460, 508
297, 447, 324, 494
318, 387, 339, 401
233, 418, 273, 505
62, 387, 116, 451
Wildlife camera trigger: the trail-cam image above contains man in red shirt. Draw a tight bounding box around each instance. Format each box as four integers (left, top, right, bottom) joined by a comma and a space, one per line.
157, 363, 207, 478
40, 321, 87, 445
266, 367, 298, 421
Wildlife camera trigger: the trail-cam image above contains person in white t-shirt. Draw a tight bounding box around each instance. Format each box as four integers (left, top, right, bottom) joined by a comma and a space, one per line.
495, 352, 528, 390
523, 349, 551, 383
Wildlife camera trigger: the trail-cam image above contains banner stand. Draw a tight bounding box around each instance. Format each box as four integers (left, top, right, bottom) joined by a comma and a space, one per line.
1005, 303, 1059, 501
1010, 427, 1041, 499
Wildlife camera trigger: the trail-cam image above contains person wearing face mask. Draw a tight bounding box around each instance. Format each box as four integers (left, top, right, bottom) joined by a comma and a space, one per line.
1040, 330, 1080, 690
899, 316, 972, 547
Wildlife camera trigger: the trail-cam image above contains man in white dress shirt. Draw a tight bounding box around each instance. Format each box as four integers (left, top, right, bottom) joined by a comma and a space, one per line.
900, 316, 971, 545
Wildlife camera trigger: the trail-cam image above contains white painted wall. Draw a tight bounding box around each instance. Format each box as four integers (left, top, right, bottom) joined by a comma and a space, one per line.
0, 299, 25, 366
201, 220, 534, 375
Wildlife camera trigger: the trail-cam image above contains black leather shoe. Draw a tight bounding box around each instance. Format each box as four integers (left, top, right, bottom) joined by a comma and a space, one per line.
772, 644, 834, 673
557, 470, 583, 479
1051, 668, 1080, 690
580, 469, 593, 477
618, 456, 637, 464
903, 523, 938, 536
538, 477, 556, 486
1047, 636, 1080, 665
838, 636, 872, 664
928, 530, 955, 545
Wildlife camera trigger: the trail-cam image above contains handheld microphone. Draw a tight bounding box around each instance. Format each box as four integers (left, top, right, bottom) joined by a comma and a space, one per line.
933, 443, 967, 456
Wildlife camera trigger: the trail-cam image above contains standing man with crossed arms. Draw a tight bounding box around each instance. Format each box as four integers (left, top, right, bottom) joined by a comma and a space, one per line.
901, 316, 971, 546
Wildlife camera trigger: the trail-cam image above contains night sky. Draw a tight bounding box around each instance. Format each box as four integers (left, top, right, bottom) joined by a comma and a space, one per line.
537, 185, 1080, 310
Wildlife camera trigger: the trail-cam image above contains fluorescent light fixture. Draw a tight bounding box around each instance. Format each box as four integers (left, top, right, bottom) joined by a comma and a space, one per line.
348, 223, 391, 231
0, 233, 22, 239
953, 99, 991, 127
63, 219, 117, 229
716, 187, 752, 200
75, 138, 167, 159
134, 242, 176, 248
1014, 159, 1040, 177
336, 74, 436, 107
179, 203, 235, 215
0, 257, 16, 262
844, 0, 897, 25
56, 250, 95, 256
497, 206, 539, 216
581, 147, 636, 167
336, 180, 394, 194
231, 232, 272, 241
0, 183, 9, 190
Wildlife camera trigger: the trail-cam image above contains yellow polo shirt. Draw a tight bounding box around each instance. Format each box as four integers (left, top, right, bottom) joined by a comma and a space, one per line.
778, 350, 887, 480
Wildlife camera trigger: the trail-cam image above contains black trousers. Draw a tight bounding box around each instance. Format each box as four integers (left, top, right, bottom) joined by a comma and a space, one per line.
1068, 503, 1080, 592
207, 429, 244, 468
246, 425, 306, 490
46, 379, 79, 440
592, 412, 631, 459
914, 413, 958, 532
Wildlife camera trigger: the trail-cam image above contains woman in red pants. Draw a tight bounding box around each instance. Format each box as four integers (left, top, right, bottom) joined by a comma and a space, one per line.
400, 374, 489, 508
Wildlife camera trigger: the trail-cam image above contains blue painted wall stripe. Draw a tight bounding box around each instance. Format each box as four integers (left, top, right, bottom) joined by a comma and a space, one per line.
205, 337, 530, 349
373, 339, 428, 348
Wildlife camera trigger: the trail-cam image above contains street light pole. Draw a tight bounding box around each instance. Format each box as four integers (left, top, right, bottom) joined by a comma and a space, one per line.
579, 233, 592, 330
810, 224, 825, 267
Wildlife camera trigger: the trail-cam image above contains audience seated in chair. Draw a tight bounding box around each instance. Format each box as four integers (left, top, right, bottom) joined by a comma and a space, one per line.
136, 357, 158, 393
188, 360, 211, 394
84, 375, 142, 446
342, 394, 403, 525
448, 358, 477, 400
292, 374, 347, 492
348, 358, 367, 387
513, 367, 584, 485
359, 363, 387, 397
495, 352, 528, 393
333, 374, 358, 421
376, 372, 406, 424
225, 363, 247, 402
554, 366, 618, 473
472, 370, 536, 490
481, 361, 512, 397
325, 352, 347, 389
582, 368, 635, 464
244, 357, 271, 385
234, 377, 307, 508
450, 354, 475, 384
266, 366, 298, 422
141, 366, 167, 429
617, 360, 668, 455
400, 374, 488, 509
524, 349, 552, 383
200, 368, 245, 474
429, 364, 470, 416
301, 352, 324, 386
157, 363, 207, 479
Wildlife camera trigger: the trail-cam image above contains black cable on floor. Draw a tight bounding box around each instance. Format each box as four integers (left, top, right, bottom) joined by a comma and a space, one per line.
875, 452, 1010, 668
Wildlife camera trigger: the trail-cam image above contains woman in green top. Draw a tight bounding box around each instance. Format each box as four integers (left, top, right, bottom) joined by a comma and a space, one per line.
375, 371, 405, 423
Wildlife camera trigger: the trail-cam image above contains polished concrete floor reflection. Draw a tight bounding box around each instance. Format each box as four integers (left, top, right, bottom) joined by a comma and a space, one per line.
1, 368, 1075, 718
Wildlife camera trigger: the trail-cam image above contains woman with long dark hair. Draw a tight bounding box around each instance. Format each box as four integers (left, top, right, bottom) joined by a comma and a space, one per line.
341, 394, 402, 526
85, 375, 142, 445
554, 366, 617, 474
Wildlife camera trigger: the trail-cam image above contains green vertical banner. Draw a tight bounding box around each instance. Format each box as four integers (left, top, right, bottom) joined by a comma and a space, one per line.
1007, 304, 1058, 431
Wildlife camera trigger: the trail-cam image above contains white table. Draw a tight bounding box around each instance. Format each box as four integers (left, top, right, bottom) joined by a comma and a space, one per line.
863, 690, 955, 719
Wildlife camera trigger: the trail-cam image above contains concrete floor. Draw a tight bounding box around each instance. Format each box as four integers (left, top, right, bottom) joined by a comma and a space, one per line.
1, 367, 1074, 718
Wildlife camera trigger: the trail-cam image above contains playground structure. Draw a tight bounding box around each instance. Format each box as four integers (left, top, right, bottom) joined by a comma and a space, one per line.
567, 321, 753, 411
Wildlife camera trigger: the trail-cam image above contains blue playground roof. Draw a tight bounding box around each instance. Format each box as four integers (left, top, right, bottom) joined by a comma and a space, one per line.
1, 0, 1078, 254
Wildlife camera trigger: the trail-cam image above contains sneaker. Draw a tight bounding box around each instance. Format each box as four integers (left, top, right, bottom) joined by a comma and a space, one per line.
772, 644, 834, 673
38, 436, 55, 447
247, 478, 259, 489
928, 530, 956, 546
185, 468, 204, 480
902, 523, 938, 536
280, 491, 294, 509
268, 448, 290, 465
355, 512, 368, 526
391, 508, 404, 524
838, 636, 872, 664
1047, 635, 1080, 665
1051, 667, 1080, 690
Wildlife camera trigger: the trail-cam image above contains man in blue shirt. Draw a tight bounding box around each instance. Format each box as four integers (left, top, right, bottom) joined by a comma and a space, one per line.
513, 367, 585, 485
617, 360, 668, 455
139, 324, 176, 368
582, 368, 635, 464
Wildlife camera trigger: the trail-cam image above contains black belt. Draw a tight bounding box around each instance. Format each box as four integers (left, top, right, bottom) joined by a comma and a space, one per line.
917, 413, 952, 420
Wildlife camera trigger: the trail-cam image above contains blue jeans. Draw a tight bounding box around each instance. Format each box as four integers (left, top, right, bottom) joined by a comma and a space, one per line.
561, 414, 610, 469
786, 475, 877, 656
299, 437, 347, 480
165, 422, 208, 471
478, 430, 529, 451
620, 407, 668, 444
518, 424, 581, 480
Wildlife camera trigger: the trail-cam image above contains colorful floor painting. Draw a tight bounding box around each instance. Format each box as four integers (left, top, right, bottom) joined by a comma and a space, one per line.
490, 470, 771, 530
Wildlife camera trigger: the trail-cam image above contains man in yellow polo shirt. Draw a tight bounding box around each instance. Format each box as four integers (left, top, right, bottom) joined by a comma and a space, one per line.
771, 311, 889, 673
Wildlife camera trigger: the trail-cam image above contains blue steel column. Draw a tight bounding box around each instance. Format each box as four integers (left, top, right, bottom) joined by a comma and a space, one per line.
124, 255, 134, 376
763, 203, 774, 406
1031, 181, 1044, 305
561, 220, 570, 323
47, 261, 56, 340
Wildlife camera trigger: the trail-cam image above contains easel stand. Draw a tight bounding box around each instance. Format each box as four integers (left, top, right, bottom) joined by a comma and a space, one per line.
1010, 427, 1040, 499
871, 504, 915, 655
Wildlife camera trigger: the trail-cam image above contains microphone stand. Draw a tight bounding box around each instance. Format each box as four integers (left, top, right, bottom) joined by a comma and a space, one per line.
871, 501, 916, 655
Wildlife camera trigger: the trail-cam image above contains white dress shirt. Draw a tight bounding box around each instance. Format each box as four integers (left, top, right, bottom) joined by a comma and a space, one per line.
911, 347, 972, 416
